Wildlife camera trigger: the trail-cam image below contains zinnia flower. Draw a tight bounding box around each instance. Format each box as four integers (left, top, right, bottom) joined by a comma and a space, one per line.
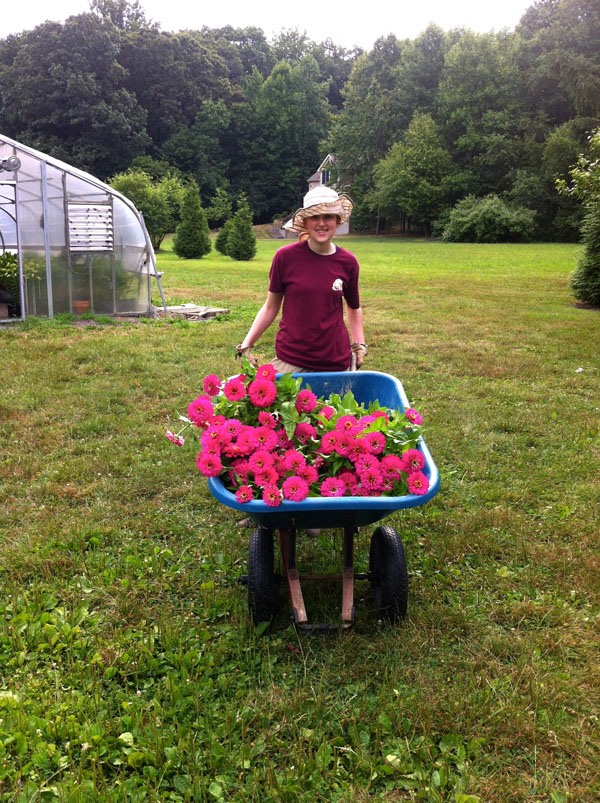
224, 378, 246, 402
166, 430, 185, 446
294, 422, 317, 444
262, 484, 281, 507
297, 463, 318, 485
282, 449, 306, 472
319, 431, 338, 455
364, 431, 386, 455
401, 449, 425, 474
282, 475, 310, 502
320, 405, 335, 420
235, 485, 254, 503
381, 454, 404, 478
320, 477, 346, 497
295, 389, 317, 413
254, 426, 278, 451
258, 411, 278, 429
407, 470, 429, 495
188, 395, 214, 427
248, 379, 277, 408
405, 408, 423, 425
335, 415, 361, 434
249, 449, 275, 473
359, 465, 383, 493
196, 453, 222, 477
256, 363, 276, 382
203, 374, 222, 396
253, 467, 279, 487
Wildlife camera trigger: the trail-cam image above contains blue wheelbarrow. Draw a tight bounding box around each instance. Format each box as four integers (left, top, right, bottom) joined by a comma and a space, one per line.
209, 371, 440, 632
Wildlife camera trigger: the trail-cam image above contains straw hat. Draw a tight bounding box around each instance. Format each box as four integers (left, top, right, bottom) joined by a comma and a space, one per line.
284, 186, 353, 234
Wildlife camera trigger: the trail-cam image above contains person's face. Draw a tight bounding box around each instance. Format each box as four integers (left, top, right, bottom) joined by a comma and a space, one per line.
305, 213, 338, 245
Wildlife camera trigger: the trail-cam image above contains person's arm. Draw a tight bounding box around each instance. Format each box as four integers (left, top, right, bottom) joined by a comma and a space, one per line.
346, 305, 367, 368
240, 291, 283, 349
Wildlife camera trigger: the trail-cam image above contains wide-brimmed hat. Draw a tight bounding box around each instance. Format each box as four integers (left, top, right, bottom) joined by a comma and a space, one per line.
284, 186, 353, 234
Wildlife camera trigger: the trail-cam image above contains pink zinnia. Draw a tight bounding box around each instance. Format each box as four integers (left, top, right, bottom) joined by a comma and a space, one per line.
297, 463, 318, 485
319, 431, 338, 455
408, 470, 429, 495
166, 430, 185, 446
282, 449, 306, 472
401, 449, 425, 474
381, 454, 404, 478
320, 477, 346, 497
196, 453, 222, 477
235, 485, 254, 503
201, 426, 226, 448
320, 405, 335, 421
203, 374, 222, 396
254, 467, 279, 487
222, 419, 243, 440
248, 379, 277, 408
334, 432, 353, 457
188, 395, 214, 427
338, 470, 358, 490
294, 422, 317, 444
282, 475, 310, 502
295, 389, 317, 413
355, 453, 379, 473
224, 378, 246, 402
258, 411, 278, 429
256, 363, 276, 381
262, 485, 281, 507
347, 438, 369, 462
249, 449, 275, 473
335, 415, 361, 434
364, 431, 386, 455
236, 428, 258, 455
254, 426, 278, 451
359, 466, 383, 493
405, 408, 423, 426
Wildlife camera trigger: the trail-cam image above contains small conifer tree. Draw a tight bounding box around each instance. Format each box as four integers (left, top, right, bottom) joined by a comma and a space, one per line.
227, 200, 257, 261
215, 218, 234, 255
173, 181, 211, 259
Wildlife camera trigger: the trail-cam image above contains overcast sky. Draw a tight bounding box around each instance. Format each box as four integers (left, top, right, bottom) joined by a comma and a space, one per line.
3, 0, 534, 49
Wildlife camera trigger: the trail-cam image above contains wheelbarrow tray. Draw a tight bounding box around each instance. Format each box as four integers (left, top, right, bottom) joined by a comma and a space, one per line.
208, 371, 440, 530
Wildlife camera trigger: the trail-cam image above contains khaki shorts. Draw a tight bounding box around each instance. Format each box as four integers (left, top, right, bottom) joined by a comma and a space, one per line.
270, 357, 349, 373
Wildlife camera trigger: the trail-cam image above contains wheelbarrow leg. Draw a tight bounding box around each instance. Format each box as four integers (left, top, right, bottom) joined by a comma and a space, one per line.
341, 524, 356, 628
277, 527, 308, 627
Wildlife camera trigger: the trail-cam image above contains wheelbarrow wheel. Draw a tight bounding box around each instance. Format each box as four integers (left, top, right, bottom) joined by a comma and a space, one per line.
248, 526, 275, 625
369, 525, 408, 621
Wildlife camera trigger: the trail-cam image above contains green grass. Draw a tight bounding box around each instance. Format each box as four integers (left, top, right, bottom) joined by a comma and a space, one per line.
1, 236, 599, 801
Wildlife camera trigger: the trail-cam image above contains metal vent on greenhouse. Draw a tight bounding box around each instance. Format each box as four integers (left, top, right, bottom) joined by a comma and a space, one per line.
68, 203, 113, 252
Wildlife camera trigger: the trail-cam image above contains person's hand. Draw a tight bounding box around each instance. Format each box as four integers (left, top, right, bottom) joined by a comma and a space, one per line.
351, 342, 368, 369
235, 344, 259, 369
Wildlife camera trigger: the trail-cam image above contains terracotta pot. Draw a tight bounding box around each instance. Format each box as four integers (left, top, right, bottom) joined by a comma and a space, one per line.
72, 300, 90, 315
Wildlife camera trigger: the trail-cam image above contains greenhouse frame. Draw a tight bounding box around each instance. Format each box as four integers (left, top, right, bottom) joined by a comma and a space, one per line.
0, 133, 165, 321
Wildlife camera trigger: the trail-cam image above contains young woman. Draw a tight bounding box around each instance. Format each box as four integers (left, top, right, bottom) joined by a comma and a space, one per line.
237, 186, 367, 372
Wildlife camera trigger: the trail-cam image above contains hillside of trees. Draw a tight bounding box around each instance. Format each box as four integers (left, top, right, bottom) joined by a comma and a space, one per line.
1, 0, 598, 239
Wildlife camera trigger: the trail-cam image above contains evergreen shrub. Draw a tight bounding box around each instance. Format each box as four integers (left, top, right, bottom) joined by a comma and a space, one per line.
228, 202, 257, 261
443, 195, 536, 243
173, 182, 211, 259
570, 205, 600, 306
215, 219, 234, 255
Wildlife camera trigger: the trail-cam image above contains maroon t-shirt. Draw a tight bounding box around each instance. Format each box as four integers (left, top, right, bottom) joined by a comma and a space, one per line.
268, 241, 360, 371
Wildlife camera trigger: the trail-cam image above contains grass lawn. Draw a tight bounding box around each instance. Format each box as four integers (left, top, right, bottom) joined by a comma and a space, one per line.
0, 236, 598, 801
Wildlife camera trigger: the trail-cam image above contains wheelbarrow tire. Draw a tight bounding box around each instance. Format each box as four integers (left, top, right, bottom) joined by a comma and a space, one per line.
369, 525, 408, 621
248, 526, 275, 625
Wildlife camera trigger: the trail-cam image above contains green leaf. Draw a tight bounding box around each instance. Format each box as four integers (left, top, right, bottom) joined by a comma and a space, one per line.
118, 732, 134, 746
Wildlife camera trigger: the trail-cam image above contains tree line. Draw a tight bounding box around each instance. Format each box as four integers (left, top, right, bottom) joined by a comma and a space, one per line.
0, 0, 599, 241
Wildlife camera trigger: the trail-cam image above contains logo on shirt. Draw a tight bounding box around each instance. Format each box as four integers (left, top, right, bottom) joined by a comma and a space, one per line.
332, 278, 343, 292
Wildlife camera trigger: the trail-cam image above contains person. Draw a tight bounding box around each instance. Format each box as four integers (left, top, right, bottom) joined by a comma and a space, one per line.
236, 186, 368, 373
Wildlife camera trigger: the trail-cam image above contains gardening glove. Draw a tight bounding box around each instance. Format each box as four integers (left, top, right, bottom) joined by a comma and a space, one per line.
235, 344, 259, 369
351, 342, 368, 370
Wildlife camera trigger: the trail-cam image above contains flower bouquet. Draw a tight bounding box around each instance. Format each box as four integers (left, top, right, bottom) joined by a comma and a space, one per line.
167, 360, 430, 508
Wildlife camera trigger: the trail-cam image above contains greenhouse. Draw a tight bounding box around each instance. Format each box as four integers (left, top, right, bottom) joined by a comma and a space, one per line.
0, 133, 165, 321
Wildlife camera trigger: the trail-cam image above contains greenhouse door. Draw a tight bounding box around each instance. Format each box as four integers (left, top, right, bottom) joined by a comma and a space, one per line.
0, 182, 24, 321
